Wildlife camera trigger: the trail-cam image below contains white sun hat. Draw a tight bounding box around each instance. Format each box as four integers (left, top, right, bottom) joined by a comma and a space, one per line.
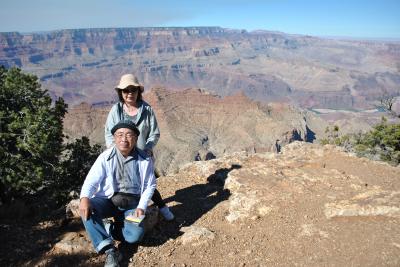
115, 74, 144, 92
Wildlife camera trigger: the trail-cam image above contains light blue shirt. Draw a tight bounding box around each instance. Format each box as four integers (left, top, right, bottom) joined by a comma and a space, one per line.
80, 147, 156, 211
105, 101, 160, 150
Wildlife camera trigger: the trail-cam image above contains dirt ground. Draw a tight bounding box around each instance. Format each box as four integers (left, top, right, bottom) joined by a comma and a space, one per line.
1, 142, 400, 267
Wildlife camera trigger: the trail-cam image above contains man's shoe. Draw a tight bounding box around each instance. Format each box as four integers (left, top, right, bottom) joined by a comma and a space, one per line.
159, 206, 175, 221
104, 249, 122, 267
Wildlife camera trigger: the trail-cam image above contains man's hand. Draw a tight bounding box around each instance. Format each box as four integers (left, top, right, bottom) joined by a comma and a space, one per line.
79, 197, 91, 221
135, 208, 145, 218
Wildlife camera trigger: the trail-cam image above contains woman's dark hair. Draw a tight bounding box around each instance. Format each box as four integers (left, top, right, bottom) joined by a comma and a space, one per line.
116, 86, 143, 103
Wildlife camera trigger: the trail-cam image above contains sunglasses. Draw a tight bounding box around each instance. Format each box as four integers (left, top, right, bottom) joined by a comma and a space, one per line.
121, 87, 139, 94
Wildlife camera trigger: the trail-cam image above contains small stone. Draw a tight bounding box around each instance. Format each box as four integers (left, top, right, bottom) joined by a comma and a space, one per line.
251, 215, 260, 220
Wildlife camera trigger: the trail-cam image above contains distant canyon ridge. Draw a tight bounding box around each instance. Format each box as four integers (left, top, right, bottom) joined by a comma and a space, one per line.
1, 27, 399, 109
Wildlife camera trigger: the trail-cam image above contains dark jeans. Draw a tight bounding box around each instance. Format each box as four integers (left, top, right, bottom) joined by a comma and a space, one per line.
151, 189, 165, 208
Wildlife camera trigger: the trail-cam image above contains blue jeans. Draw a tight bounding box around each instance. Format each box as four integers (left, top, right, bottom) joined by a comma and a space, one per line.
81, 197, 145, 253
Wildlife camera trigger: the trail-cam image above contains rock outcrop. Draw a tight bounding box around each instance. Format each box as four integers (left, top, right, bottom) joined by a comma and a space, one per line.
129, 142, 400, 266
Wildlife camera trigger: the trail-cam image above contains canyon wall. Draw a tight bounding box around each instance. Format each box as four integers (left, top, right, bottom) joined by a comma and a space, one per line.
1, 27, 399, 109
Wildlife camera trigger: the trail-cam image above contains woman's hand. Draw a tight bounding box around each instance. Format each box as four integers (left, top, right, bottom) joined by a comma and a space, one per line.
135, 208, 145, 218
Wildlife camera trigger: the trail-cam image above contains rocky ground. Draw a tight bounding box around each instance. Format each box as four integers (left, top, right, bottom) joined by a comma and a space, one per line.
1, 142, 399, 266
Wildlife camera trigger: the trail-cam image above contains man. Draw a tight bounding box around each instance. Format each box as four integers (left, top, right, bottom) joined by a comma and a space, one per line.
79, 120, 156, 267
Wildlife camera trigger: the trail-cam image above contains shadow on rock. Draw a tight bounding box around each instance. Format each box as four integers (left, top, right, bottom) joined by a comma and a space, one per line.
0, 214, 91, 267
141, 164, 242, 246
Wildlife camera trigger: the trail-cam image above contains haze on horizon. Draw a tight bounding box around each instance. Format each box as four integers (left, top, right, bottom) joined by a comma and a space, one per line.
0, 0, 399, 40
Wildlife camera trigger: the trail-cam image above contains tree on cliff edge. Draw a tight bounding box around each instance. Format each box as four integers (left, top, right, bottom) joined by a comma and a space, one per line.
0, 67, 67, 204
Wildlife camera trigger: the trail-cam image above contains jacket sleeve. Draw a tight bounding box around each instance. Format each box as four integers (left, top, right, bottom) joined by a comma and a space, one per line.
144, 107, 160, 151
80, 153, 107, 199
137, 158, 156, 211
105, 104, 119, 148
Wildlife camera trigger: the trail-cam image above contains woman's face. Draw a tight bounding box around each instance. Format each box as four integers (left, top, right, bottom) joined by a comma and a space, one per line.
121, 86, 139, 104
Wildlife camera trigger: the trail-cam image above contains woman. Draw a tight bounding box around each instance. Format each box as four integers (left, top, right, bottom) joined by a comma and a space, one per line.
105, 74, 174, 221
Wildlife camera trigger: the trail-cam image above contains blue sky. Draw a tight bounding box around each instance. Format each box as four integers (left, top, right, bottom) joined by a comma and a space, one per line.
0, 0, 399, 39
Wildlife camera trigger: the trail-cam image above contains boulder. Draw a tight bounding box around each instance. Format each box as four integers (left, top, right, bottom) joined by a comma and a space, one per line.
180, 226, 215, 246
54, 232, 93, 253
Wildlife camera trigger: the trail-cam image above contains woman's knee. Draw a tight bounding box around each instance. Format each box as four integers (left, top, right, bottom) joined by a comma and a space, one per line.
123, 225, 144, 243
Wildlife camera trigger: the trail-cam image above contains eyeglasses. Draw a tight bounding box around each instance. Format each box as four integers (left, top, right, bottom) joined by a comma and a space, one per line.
114, 132, 136, 139
121, 87, 138, 94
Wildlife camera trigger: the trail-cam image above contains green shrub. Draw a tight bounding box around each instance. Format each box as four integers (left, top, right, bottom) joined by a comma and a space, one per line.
0, 67, 67, 204
355, 119, 400, 165
320, 138, 330, 145
54, 137, 102, 205
321, 118, 400, 166
0, 67, 102, 208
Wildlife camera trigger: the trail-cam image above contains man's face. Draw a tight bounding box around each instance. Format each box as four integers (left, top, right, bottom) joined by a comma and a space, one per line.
114, 128, 137, 156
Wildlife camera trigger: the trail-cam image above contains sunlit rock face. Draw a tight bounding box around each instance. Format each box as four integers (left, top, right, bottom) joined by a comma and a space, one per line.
143, 141, 400, 266
1, 27, 399, 109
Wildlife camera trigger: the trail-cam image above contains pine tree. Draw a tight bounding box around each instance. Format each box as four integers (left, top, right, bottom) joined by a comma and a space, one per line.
0, 67, 67, 203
